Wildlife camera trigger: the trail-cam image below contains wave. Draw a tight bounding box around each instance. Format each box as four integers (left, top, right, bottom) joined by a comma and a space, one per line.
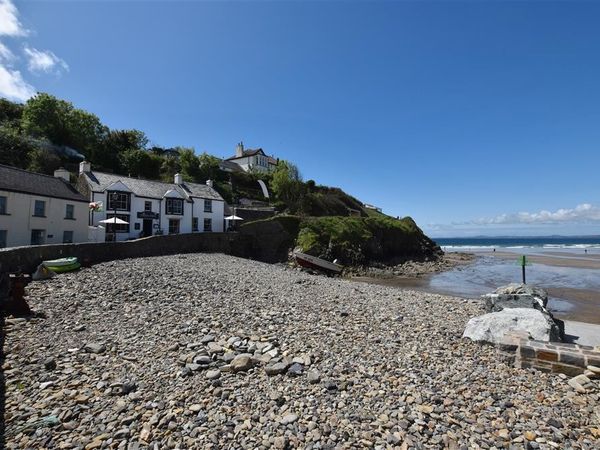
440, 244, 600, 249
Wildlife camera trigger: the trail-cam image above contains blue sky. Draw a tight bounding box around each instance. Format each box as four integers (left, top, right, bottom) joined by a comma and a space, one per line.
1, 1, 600, 237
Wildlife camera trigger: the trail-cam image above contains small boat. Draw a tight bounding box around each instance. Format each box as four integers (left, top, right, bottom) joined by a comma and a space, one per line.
42, 257, 81, 273
46, 262, 81, 273
42, 257, 78, 267
293, 251, 343, 274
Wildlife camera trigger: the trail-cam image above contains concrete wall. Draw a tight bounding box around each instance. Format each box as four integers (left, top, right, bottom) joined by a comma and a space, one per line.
0, 190, 88, 248
0, 232, 237, 275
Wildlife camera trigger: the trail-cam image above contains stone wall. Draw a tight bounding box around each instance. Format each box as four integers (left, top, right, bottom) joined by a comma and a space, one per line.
0, 233, 237, 275
498, 331, 600, 376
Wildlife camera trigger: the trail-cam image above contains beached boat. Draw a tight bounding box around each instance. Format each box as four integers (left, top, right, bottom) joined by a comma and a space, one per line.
43, 257, 78, 267
43, 257, 81, 273
293, 251, 343, 274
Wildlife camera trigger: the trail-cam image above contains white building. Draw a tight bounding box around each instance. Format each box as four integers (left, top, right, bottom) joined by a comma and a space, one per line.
224, 142, 278, 173
77, 161, 225, 241
0, 164, 89, 248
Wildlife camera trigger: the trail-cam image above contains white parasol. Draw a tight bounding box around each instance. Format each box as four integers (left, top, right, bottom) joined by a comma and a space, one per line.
224, 215, 244, 221
99, 217, 129, 225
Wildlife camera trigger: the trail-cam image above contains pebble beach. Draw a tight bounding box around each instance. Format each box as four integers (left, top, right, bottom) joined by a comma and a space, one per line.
3, 253, 600, 449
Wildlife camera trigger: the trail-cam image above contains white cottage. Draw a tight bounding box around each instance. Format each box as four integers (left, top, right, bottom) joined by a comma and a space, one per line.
0, 164, 89, 248
224, 142, 278, 173
76, 162, 225, 241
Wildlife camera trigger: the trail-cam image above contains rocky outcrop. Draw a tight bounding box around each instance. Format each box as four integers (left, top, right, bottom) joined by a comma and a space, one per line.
463, 308, 562, 343
464, 284, 564, 345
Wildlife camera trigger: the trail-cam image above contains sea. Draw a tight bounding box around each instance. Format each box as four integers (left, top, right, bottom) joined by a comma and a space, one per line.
377, 236, 600, 324
434, 236, 600, 252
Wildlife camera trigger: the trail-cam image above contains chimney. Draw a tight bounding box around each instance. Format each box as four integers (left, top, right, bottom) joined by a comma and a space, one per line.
206, 179, 214, 188
54, 167, 70, 182
235, 141, 244, 158
174, 173, 183, 184
79, 160, 91, 174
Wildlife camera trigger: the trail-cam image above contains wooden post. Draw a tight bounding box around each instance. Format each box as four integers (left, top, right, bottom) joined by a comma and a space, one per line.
522, 255, 526, 284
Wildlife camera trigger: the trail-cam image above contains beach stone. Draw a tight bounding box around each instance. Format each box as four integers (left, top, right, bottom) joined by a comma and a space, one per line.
230, 354, 253, 372
307, 369, 321, 384
463, 308, 561, 344
84, 343, 106, 354
287, 362, 304, 376
494, 284, 549, 307
265, 362, 289, 376
205, 369, 221, 380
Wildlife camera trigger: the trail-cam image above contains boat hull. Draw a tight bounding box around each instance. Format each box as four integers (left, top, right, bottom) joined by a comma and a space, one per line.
43, 257, 78, 267
293, 252, 342, 274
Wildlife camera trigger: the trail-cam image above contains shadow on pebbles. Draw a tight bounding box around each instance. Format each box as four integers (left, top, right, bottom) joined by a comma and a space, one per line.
2, 253, 599, 449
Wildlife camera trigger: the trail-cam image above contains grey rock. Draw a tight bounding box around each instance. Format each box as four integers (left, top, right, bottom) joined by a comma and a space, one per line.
307, 369, 321, 384
463, 308, 561, 343
265, 362, 289, 376
230, 354, 254, 372
205, 370, 221, 380
287, 362, 304, 376
84, 342, 106, 354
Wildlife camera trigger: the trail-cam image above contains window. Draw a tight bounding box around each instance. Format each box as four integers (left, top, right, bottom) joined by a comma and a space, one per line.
203, 218, 212, 232
192, 217, 198, 232
63, 230, 74, 243
31, 229, 45, 245
107, 191, 131, 211
144, 201, 152, 211
166, 198, 183, 215
65, 204, 74, 219
33, 200, 45, 217
204, 199, 212, 213
0, 196, 6, 215
0, 230, 6, 248
106, 214, 130, 233
168, 219, 180, 234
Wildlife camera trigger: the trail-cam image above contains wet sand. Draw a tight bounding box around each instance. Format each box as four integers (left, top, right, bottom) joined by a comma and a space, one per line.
481, 250, 600, 269
352, 250, 600, 326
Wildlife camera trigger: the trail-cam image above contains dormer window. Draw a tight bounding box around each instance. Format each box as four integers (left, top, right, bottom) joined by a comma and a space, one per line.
166, 198, 184, 215
107, 191, 131, 211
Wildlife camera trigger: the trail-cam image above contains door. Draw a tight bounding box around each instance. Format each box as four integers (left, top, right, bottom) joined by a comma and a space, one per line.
143, 219, 153, 237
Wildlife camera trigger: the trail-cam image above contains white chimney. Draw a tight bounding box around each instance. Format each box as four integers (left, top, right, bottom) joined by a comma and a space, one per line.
54, 167, 70, 182
174, 173, 183, 184
79, 160, 91, 174
206, 179, 214, 188
235, 142, 244, 158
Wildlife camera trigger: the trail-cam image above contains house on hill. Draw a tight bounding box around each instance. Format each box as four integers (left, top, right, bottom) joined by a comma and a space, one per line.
0, 164, 89, 248
223, 142, 278, 173
77, 161, 225, 241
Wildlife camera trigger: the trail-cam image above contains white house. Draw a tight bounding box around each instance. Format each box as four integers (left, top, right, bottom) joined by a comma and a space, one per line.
0, 164, 89, 248
224, 142, 278, 173
76, 161, 225, 241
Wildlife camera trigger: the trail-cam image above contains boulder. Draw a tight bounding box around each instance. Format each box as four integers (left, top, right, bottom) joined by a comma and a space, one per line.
483, 294, 545, 313
463, 308, 561, 344
494, 283, 548, 307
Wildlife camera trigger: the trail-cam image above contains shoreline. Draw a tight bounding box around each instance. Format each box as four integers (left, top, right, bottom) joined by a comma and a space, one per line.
349, 250, 600, 326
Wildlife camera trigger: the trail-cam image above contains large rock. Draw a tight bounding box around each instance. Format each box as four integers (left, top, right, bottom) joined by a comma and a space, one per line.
483, 294, 545, 313
463, 308, 561, 344
494, 283, 548, 307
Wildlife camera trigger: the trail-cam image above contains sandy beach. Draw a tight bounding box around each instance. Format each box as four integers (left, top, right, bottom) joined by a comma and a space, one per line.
481, 250, 600, 270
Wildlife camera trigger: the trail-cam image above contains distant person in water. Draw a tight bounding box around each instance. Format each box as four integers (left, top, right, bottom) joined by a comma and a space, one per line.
585, 249, 588, 254
493, 248, 496, 252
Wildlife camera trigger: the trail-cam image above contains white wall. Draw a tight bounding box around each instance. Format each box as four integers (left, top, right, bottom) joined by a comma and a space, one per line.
0, 190, 88, 248
88, 190, 225, 240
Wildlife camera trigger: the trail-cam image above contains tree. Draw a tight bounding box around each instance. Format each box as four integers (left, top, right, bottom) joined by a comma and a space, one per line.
178, 147, 201, 181
96, 129, 148, 173
27, 147, 62, 175
120, 148, 161, 179
270, 160, 305, 213
22, 93, 107, 160
0, 126, 36, 169
198, 152, 222, 182
0, 98, 24, 129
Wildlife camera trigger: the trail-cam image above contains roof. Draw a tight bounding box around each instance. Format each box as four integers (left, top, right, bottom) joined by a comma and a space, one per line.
226, 148, 266, 161
82, 171, 224, 202
0, 164, 88, 203
218, 159, 244, 173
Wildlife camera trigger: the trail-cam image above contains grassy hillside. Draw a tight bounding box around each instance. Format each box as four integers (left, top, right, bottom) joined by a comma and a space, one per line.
239, 214, 441, 265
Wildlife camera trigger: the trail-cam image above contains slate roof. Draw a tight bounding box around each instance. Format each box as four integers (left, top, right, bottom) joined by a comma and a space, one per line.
226, 148, 266, 161
82, 171, 224, 202
0, 164, 88, 202
218, 159, 244, 173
